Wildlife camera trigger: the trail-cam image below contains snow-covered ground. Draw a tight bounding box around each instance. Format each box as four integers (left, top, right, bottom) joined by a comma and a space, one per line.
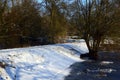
0, 41, 88, 80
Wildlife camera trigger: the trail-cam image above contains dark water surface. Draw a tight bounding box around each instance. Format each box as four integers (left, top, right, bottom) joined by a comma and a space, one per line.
64, 52, 120, 80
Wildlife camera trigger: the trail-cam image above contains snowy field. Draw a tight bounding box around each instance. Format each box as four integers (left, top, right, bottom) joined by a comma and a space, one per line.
0, 41, 88, 80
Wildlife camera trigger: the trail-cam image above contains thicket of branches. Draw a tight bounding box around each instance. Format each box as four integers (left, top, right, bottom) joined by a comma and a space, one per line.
0, 0, 69, 48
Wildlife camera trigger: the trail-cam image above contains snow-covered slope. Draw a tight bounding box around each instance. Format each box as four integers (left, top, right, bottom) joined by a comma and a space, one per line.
0, 41, 88, 80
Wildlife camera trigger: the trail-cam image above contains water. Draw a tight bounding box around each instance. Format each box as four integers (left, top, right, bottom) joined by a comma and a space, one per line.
64, 52, 120, 80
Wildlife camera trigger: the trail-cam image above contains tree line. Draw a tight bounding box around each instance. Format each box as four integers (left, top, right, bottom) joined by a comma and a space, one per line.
0, 0, 120, 55
0, 0, 70, 48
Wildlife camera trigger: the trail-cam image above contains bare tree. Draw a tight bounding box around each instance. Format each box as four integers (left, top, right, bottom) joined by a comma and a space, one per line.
69, 0, 116, 59
43, 0, 68, 43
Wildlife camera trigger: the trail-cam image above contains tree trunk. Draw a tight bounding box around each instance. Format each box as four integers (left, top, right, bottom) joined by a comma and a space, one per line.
89, 49, 98, 60
80, 38, 99, 60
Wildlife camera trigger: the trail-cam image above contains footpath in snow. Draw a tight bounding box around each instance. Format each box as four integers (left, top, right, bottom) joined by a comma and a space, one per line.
0, 41, 88, 80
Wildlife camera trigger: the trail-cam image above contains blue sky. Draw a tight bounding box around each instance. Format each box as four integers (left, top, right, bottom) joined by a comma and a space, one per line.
38, 0, 42, 2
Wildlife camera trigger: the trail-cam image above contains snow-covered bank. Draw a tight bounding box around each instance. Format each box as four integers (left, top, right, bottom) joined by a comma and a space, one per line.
0, 42, 88, 80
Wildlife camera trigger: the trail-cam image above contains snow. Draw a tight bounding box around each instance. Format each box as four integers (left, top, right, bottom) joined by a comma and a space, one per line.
100, 61, 113, 65
0, 41, 88, 80
87, 68, 116, 73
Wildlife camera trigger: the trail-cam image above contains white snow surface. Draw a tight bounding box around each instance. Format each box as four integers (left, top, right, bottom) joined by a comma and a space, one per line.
0, 42, 88, 80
